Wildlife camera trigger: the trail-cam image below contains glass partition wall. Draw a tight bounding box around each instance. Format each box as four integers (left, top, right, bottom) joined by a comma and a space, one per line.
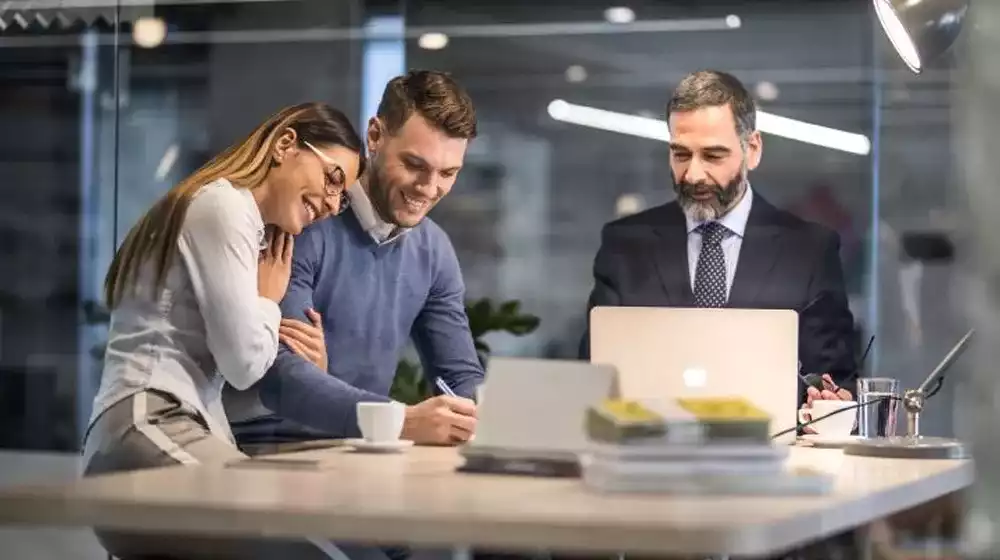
0, 0, 970, 461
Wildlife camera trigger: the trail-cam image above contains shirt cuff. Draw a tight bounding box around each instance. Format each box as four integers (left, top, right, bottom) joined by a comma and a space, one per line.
257, 297, 282, 330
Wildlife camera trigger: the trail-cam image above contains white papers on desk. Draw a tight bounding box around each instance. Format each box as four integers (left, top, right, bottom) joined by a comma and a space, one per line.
581, 443, 832, 495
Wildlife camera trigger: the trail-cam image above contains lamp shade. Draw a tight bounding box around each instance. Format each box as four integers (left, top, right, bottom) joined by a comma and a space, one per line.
873, 0, 968, 73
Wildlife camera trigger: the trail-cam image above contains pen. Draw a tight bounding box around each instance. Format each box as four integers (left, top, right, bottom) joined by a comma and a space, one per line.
800, 372, 844, 392
822, 376, 842, 393
435, 377, 457, 397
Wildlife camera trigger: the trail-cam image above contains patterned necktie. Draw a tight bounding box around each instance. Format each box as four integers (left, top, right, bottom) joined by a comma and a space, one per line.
693, 222, 730, 308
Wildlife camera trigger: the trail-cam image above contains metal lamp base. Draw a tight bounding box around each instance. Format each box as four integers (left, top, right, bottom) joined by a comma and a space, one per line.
843, 436, 971, 460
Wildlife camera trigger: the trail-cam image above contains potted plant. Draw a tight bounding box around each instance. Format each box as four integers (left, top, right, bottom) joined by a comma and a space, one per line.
389, 297, 540, 404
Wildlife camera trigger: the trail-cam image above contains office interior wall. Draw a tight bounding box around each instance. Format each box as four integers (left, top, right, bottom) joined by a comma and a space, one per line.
0, 0, 972, 449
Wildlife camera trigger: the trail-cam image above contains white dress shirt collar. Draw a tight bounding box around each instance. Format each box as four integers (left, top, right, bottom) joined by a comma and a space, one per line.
347, 180, 408, 245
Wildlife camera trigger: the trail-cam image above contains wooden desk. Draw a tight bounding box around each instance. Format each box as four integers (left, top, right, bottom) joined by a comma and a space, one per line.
0, 446, 972, 557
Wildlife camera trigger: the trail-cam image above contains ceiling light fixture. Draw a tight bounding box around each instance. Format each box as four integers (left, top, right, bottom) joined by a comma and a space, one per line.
564, 64, 588, 83
872, 0, 968, 74
132, 16, 166, 49
547, 99, 871, 155
755, 81, 780, 101
417, 32, 448, 50
603, 6, 636, 24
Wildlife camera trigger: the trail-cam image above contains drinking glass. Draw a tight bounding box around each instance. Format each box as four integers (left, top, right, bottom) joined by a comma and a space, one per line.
857, 377, 900, 438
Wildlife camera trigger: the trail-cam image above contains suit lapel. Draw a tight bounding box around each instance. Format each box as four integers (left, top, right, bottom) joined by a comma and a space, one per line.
728, 196, 785, 307
652, 204, 695, 306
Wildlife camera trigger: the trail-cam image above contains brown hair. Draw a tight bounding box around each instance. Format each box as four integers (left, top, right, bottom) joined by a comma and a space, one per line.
104, 102, 363, 308
667, 70, 757, 144
376, 70, 477, 139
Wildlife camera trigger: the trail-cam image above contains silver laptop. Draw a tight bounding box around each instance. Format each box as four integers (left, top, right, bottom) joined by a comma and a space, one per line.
461, 357, 616, 461
589, 306, 799, 443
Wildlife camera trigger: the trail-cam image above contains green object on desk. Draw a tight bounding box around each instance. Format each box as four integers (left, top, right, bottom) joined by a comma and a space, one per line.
587, 400, 672, 442
586, 398, 773, 444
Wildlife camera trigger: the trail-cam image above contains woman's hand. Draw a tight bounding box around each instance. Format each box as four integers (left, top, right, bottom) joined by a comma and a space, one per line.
258, 227, 293, 303
280, 309, 328, 370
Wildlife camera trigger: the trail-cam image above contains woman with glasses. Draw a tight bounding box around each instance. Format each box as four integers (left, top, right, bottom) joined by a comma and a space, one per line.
83, 102, 364, 559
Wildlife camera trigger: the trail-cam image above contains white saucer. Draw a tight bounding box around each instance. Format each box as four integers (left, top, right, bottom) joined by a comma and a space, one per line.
798, 434, 863, 448
345, 439, 414, 453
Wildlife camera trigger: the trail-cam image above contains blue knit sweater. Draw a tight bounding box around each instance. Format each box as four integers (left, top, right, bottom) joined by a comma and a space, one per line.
230, 210, 484, 442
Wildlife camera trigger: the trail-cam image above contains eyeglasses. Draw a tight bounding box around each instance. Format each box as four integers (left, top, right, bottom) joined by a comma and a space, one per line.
302, 140, 351, 214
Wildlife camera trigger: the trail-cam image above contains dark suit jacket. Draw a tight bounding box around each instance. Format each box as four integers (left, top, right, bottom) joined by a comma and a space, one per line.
580, 193, 857, 389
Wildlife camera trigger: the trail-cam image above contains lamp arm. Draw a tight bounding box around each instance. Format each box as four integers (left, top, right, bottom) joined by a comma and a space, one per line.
915, 328, 975, 395
899, 328, 975, 437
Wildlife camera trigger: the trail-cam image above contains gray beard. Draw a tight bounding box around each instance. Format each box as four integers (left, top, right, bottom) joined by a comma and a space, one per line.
678, 178, 747, 222
681, 199, 725, 222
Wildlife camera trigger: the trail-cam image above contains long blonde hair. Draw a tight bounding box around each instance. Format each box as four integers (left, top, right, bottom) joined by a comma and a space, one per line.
104, 102, 363, 308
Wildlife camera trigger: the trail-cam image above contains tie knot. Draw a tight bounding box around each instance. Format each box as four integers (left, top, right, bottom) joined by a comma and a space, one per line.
698, 222, 729, 244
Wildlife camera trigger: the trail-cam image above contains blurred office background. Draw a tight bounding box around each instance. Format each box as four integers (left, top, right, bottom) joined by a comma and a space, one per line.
0, 0, 970, 452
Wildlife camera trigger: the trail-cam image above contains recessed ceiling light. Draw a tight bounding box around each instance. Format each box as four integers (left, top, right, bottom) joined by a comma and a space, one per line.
418, 32, 449, 50
603, 6, 635, 24
615, 193, 646, 218
565, 65, 588, 83
725, 14, 742, 29
755, 81, 779, 101
133, 16, 166, 49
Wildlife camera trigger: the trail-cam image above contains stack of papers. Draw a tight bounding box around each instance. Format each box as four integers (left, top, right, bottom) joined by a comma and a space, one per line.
580, 398, 832, 495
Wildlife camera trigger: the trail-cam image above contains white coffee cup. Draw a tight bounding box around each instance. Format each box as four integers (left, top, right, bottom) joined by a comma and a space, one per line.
356, 401, 406, 443
799, 400, 857, 437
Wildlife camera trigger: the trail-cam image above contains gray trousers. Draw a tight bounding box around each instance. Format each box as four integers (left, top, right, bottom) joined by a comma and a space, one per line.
83, 390, 391, 560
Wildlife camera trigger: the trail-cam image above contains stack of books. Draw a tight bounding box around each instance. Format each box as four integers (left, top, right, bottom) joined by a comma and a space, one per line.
580, 397, 832, 495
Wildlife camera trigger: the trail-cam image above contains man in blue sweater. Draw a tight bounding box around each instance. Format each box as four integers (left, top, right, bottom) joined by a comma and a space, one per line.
225, 70, 483, 446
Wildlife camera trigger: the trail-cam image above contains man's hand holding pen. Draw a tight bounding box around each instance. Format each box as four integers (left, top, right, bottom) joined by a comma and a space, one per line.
800, 373, 854, 434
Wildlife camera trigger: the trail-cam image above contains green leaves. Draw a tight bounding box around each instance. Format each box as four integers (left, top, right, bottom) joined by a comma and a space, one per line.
389, 358, 428, 406
389, 298, 540, 404
466, 297, 540, 339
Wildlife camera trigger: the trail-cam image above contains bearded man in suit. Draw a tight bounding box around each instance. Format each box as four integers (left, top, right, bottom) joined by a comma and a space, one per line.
581, 69, 856, 406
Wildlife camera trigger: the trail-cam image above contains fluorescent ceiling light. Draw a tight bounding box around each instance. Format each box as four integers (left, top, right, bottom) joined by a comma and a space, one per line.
548, 100, 668, 142
755, 112, 871, 155
547, 99, 871, 156
155, 143, 179, 181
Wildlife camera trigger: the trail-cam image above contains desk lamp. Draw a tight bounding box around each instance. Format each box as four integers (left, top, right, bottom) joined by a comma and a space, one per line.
872, 0, 968, 74
858, 0, 972, 459
844, 329, 974, 459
